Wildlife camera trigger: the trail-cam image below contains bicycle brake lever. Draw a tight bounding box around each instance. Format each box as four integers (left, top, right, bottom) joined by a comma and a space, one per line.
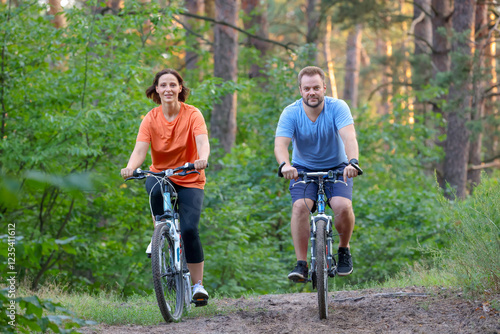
292, 180, 307, 187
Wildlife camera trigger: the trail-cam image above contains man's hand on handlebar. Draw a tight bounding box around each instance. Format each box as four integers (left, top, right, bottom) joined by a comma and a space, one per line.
343, 165, 359, 183
281, 163, 299, 180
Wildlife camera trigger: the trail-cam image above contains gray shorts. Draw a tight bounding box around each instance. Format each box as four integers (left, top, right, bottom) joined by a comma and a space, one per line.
289, 163, 353, 209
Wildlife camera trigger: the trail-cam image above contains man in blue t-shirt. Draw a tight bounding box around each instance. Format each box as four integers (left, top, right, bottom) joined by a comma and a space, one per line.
274, 66, 362, 281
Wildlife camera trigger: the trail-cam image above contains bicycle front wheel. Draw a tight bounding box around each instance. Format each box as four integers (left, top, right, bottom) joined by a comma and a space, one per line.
315, 219, 329, 319
151, 222, 185, 322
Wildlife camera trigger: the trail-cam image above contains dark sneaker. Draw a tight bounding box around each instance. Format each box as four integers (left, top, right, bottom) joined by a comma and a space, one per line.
337, 247, 353, 276
288, 261, 308, 282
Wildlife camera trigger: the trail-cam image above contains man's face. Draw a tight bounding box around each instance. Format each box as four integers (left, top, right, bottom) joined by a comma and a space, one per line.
299, 74, 326, 108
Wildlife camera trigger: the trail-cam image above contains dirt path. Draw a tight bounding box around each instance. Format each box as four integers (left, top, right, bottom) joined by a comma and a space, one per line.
81, 287, 499, 334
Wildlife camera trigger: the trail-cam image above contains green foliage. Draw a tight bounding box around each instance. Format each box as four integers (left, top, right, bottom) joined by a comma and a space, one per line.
0, 288, 92, 333
439, 175, 500, 295
0, 0, 472, 303
0, 0, 178, 295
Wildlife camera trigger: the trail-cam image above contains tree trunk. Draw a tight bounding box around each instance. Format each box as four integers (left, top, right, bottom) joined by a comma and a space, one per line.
306, 0, 320, 63
467, 3, 488, 190
212, 0, 238, 153
413, 0, 432, 55
343, 24, 362, 108
48, 0, 66, 28
184, 0, 204, 70
431, 0, 453, 187
443, 0, 476, 199
106, 0, 123, 11
205, 0, 215, 18
376, 36, 392, 115
411, 0, 432, 128
431, 0, 452, 74
484, 12, 498, 160
241, 0, 269, 78
412, 0, 432, 89
323, 15, 337, 98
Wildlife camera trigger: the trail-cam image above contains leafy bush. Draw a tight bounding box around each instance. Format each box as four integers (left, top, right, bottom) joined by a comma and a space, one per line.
439, 175, 500, 295
0, 288, 92, 333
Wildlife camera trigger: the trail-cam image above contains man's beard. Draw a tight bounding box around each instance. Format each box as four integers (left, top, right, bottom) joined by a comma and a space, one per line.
304, 96, 323, 108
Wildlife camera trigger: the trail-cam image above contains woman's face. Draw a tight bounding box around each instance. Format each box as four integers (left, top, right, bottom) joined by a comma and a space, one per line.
155, 73, 182, 104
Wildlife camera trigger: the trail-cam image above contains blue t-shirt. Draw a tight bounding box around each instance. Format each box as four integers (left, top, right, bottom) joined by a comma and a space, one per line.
275, 96, 354, 170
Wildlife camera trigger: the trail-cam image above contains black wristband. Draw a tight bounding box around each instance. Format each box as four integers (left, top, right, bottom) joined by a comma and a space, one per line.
349, 158, 359, 166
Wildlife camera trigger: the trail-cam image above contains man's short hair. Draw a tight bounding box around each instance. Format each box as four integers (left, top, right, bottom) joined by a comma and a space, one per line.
298, 66, 325, 86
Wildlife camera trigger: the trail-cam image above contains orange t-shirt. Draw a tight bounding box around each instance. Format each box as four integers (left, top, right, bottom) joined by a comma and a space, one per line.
136, 103, 208, 189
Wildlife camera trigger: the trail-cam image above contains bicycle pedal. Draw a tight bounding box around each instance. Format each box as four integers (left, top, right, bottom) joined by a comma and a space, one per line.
191, 298, 208, 307
289, 276, 308, 283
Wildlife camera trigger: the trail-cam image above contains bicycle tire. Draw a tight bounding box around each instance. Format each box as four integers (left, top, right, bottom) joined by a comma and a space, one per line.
151, 222, 184, 322
316, 219, 329, 319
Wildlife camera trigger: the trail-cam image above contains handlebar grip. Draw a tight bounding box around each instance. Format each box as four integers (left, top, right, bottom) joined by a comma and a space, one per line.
185, 162, 209, 170
350, 163, 363, 176
278, 162, 286, 177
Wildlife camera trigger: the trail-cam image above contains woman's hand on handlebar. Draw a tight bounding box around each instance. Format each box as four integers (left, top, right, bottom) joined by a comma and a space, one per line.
121, 167, 135, 180
194, 159, 208, 170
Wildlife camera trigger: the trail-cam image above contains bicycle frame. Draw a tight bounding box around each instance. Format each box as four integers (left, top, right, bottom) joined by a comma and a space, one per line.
159, 183, 182, 272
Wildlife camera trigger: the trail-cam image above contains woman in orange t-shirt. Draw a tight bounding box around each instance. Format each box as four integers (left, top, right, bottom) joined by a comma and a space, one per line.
120, 69, 210, 303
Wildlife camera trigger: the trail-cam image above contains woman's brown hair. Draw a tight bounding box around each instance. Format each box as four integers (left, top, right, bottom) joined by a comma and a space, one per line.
145, 69, 190, 104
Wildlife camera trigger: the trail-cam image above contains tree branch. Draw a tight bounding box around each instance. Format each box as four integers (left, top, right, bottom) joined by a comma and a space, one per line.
172, 15, 212, 46
367, 81, 416, 101
469, 160, 500, 170
178, 11, 298, 51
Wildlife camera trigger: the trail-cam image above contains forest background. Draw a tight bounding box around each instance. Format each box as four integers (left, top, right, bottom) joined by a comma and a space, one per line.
0, 0, 499, 304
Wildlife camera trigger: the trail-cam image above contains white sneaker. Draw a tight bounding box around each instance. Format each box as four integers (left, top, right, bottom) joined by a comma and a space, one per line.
145, 241, 152, 257
192, 281, 209, 300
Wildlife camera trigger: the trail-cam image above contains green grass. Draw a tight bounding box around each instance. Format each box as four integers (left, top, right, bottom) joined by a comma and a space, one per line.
25, 284, 234, 326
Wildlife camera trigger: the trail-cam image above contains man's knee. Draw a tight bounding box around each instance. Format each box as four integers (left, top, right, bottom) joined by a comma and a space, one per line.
292, 199, 312, 217
330, 198, 353, 217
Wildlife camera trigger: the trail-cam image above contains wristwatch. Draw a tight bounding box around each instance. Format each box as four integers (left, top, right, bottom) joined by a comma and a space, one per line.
348, 159, 363, 175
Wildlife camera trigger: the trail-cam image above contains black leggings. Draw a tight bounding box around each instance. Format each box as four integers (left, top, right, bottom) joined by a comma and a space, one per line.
145, 177, 205, 263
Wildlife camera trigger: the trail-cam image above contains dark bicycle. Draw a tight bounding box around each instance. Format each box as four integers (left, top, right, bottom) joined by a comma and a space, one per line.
278, 162, 361, 319
126, 163, 205, 322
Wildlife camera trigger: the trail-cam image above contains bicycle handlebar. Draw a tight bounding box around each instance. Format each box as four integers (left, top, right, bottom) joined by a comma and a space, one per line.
125, 163, 207, 181
278, 161, 344, 179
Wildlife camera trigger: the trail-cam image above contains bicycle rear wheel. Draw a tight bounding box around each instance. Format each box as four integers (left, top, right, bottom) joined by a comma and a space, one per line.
315, 219, 328, 319
151, 222, 185, 322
